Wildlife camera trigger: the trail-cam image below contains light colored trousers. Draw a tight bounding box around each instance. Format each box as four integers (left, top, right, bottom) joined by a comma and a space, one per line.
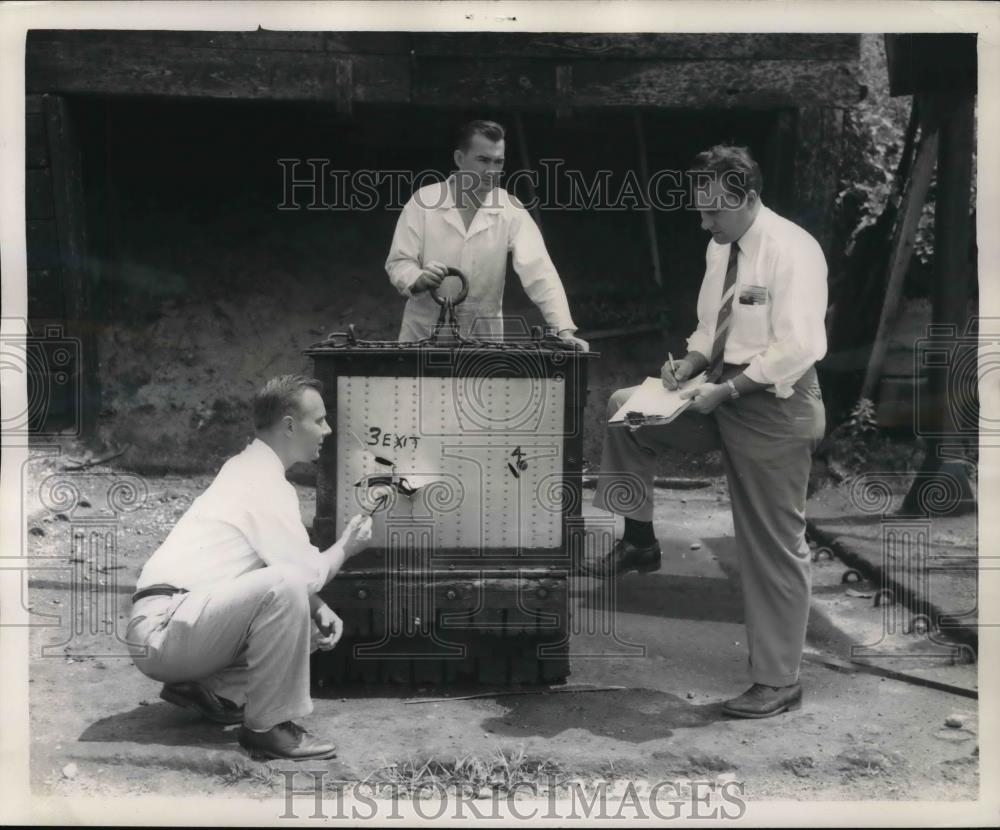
126, 566, 317, 731
593, 365, 826, 687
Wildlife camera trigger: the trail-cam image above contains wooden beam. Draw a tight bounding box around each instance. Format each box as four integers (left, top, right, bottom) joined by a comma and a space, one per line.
563, 59, 861, 109
763, 109, 795, 217
512, 112, 544, 231
335, 56, 353, 115
28, 30, 859, 61
26, 41, 410, 102
633, 112, 662, 287
25, 111, 49, 167
791, 106, 847, 250
555, 65, 573, 119
417, 59, 861, 109
27, 29, 412, 55
413, 32, 860, 61
26, 168, 54, 220
45, 95, 98, 439
27, 35, 861, 109
903, 92, 976, 516
859, 127, 938, 402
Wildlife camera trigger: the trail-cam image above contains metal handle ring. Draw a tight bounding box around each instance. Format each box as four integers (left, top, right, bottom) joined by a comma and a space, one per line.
429, 267, 469, 307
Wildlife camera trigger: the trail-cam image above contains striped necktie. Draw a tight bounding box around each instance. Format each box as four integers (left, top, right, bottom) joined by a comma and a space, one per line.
708, 241, 739, 381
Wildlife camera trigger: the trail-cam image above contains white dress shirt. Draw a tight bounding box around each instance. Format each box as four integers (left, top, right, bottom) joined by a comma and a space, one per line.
385, 177, 576, 341
136, 439, 328, 594
686, 204, 828, 398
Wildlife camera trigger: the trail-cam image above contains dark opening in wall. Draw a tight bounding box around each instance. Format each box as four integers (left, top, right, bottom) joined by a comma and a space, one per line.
29, 94, 781, 466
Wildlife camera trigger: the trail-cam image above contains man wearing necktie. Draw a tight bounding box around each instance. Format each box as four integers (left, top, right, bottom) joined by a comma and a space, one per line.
591, 145, 828, 718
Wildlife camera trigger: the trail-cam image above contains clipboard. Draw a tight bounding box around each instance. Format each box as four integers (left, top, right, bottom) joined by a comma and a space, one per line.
608, 373, 707, 429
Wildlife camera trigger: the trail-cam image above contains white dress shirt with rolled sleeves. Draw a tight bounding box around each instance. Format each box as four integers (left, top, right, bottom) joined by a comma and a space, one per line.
686, 204, 828, 398
385, 177, 577, 341
135, 439, 328, 595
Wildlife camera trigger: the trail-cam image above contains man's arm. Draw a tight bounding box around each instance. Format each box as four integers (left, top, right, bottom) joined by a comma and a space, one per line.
662, 249, 714, 389
508, 205, 580, 339
386, 198, 430, 297
242, 491, 371, 594
319, 514, 372, 584
309, 516, 371, 649
385, 197, 451, 297
741, 239, 828, 397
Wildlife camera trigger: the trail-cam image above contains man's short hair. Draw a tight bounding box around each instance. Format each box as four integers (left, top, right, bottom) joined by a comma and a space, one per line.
253, 374, 323, 432
456, 119, 506, 151
691, 145, 763, 201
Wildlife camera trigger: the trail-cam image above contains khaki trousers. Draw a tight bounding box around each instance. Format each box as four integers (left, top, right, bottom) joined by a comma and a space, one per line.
593, 365, 826, 687
127, 566, 316, 731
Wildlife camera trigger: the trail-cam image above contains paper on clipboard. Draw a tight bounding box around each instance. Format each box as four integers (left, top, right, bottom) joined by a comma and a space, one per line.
609, 373, 707, 426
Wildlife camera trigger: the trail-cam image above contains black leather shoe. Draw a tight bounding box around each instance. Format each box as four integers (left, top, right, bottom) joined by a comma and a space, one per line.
160, 681, 245, 725
721, 683, 802, 718
586, 539, 662, 577
238, 721, 337, 761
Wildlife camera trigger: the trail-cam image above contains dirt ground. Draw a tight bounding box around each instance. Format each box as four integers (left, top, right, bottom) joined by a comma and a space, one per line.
22, 452, 979, 804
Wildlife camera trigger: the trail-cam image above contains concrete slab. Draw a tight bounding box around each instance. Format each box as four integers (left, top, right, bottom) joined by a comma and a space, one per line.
807, 485, 979, 651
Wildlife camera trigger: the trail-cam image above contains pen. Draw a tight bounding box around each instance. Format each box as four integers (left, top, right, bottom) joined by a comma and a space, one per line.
668, 352, 677, 379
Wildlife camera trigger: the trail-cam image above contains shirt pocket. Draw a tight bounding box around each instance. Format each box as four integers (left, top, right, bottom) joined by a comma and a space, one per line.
733, 291, 771, 344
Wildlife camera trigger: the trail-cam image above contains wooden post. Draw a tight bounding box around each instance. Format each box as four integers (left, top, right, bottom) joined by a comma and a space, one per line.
512, 111, 544, 230
335, 57, 354, 115
902, 91, 976, 515
555, 65, 573, 119
45, 94, 99, 441
791, 106, 846, 253
633, 111, 663, 287
859, 127, 938, 402
763, 109, 796, 218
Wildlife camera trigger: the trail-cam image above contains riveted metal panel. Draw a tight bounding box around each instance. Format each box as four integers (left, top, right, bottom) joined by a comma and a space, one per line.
336, 375, 565, 550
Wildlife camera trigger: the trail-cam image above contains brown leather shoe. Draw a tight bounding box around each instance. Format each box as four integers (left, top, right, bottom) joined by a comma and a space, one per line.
238, 721, 337, 761
585, 539, 662, 577
722, 683, 802, 718
160, 681, 245, 725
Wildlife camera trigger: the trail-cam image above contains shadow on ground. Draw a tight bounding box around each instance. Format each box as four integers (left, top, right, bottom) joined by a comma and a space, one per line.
79, 702, 239, 747
581, 572, 743, 625
480, 688, 723, 742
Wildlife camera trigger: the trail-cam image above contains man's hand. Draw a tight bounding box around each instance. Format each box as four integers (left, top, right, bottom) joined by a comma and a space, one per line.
661, 356, 697, 390
339, 514, 373, 558
557, 329, 590, 352
411, 261, 449, 294
679, 382, 730, 414
312, 603, 343, 651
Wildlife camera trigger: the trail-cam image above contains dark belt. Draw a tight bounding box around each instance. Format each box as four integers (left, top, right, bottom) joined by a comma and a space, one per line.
132, 584, 188, 604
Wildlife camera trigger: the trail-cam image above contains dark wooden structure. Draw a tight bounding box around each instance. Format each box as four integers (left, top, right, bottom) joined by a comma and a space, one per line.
24, 30, 862, 437
304, 340, 595, 685
882, 34, 978, 516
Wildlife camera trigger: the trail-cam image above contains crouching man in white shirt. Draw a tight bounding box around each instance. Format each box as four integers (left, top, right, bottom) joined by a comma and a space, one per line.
127, 375, 372, 761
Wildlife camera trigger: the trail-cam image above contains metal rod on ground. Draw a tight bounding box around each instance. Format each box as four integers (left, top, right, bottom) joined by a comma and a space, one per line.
512, 111, 544, 231
633, 111, 663, 287
62, 444, 130, 471
404, 684, 626, 705
858, 125, 939, 402
802, 653, 977, 699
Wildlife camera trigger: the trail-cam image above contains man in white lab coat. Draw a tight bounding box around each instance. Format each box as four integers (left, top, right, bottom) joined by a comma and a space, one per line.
385, 119, 588, 348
